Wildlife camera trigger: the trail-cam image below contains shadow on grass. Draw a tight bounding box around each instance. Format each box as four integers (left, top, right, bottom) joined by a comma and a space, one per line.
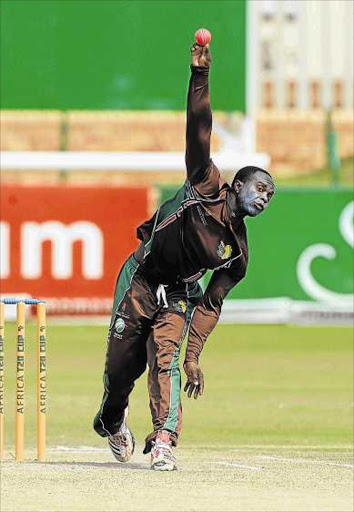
40, 460, 149, 470
1, 459, 149, 470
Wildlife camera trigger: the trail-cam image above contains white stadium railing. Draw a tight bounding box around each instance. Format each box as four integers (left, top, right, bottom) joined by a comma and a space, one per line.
0, 150, 270, 172
220, 298, 353, 326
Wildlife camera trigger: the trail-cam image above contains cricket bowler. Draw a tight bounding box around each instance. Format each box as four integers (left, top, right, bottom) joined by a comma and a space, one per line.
94, 40, 275, 471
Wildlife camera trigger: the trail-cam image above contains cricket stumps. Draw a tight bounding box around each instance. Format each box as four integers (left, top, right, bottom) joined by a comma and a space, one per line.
0, 298, 47, 462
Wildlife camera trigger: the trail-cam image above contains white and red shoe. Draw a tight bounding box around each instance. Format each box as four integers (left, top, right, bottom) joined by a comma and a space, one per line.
108, 408, 135, 463
150, 430, 177, 471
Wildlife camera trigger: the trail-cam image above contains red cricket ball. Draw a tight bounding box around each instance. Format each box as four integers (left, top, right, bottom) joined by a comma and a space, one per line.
195, 28, 212, 46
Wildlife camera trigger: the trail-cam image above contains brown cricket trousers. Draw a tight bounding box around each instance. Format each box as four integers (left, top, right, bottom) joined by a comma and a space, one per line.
93, 254, 201, 452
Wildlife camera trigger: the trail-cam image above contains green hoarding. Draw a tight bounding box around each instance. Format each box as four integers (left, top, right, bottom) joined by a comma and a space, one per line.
1, 0, 246, 111
160, 186, 353, 302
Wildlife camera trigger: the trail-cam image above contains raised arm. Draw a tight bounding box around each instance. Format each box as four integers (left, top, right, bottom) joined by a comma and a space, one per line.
185, 44, 213, 185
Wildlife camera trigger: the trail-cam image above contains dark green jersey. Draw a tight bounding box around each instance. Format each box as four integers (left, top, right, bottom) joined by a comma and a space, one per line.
137, 173, 247, 285
137, 66, 249, 362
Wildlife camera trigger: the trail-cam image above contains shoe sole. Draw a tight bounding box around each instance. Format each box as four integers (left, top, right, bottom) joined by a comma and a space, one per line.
151, 462, 177, 471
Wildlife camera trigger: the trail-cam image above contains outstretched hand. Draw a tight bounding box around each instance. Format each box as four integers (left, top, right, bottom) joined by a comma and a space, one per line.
183, 361, 204, 399
190, 43, 211, 68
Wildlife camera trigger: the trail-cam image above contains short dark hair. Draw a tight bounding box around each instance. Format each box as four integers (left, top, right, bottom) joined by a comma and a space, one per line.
231, 166, 274, 188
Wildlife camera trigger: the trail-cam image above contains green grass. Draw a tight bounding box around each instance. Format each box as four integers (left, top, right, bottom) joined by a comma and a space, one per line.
2, 324, 353, 451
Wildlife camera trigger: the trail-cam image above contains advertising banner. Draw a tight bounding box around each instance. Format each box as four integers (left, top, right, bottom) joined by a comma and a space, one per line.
234, 188, 353, 305
0, 185, 149, 315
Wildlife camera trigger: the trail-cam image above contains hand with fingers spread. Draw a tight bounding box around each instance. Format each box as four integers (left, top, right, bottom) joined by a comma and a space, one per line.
190, 43, 211, 68
183, 361, 204, 399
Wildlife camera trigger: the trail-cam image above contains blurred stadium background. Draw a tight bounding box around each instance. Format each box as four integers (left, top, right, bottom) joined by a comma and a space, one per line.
1, 0, 353, 323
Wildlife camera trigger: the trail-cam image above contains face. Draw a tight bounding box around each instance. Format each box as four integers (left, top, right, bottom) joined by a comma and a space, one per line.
234, 171, 275, 217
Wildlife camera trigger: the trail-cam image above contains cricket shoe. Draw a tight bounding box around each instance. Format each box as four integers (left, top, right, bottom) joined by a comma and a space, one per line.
151, 431, 177, 471
108, 408, 135, 463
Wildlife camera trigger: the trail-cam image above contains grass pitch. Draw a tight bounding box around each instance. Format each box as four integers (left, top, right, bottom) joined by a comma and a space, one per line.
1, 323, 353, 511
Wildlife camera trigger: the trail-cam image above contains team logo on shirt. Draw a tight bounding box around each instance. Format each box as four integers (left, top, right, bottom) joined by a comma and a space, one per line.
172, 300, 187, 314
177, 300, 187, 313
217, 241, 232, 260
115, 318, 126, 334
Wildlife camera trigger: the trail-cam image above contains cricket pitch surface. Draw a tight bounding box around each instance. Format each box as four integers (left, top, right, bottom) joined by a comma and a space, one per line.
1, 444, 353, 512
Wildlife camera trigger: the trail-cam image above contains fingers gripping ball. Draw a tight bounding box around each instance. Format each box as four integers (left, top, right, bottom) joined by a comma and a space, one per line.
195, 28, 212, 46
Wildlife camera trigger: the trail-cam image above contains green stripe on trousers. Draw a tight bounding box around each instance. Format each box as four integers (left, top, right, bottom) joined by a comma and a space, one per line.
110, 255, 140, 329
163, 346, 181, 433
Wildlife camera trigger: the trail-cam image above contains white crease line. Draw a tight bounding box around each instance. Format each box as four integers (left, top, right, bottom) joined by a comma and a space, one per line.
51, 446, 109, 453
211, 462, 262, 471
50, 445, 353, 455
257, 456, 354, 468
49, 444, 353, 452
